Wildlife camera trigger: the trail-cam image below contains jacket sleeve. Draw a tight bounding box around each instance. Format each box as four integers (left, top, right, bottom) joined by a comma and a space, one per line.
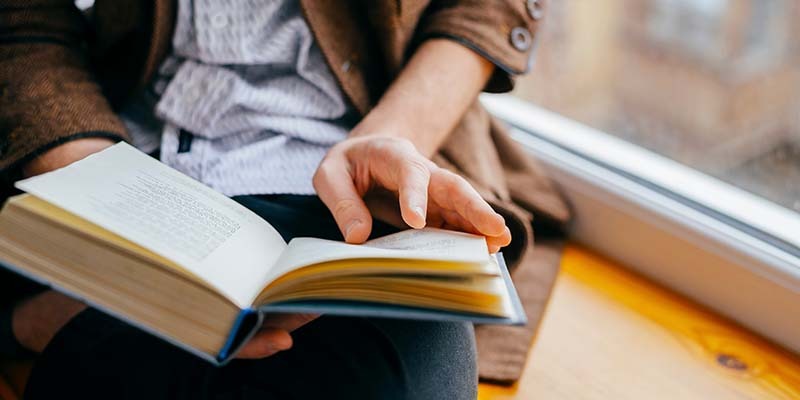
0, 0, 128, 180
415, 0, 545, 92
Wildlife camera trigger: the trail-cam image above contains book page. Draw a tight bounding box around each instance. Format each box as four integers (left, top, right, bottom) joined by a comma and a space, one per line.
263, 228, 491, 284
364, 228, 489, 255
15, 143, 286, 307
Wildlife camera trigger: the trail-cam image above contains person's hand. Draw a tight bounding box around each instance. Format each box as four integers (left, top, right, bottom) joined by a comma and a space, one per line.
12, 291, 87, 353
14, 296, 318, 359
235, 313, 318, 359
313, 136, 511, 252
22, 137, 116, 178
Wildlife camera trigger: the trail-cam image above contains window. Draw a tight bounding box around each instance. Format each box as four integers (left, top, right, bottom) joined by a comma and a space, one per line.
484, 0, 800, 355
513, 0, 799, 213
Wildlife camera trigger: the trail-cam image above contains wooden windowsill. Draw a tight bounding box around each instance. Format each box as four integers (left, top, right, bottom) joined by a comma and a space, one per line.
479, 244, 800, 399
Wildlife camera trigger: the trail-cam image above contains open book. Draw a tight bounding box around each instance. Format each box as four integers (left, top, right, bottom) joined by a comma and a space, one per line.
0, 143, 525, 364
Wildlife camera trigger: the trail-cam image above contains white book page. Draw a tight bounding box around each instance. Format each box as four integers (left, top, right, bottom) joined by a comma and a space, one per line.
264, 228, 491, 284
364, 228, 488, 255
15, 143, 286, 308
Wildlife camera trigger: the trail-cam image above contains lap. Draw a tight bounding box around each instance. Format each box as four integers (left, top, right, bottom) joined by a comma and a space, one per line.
26, 309, 476, 400
25, 195, 477, 399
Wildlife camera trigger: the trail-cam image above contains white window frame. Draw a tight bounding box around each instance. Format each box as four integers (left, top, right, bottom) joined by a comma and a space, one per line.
481, 94, 800, 354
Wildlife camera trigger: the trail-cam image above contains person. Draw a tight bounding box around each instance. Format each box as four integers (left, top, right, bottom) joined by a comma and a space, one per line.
0, 0, 564, 398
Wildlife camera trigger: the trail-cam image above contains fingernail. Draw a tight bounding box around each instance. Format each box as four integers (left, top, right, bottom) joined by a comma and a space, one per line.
412, 206, 425, 219
345, 219, 362, 239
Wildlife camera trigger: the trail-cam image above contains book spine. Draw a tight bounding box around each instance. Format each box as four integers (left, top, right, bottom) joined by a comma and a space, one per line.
216, 308, 263, 364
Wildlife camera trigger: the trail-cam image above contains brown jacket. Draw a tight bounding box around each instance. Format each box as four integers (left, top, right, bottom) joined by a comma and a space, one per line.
0, 0, 569, 383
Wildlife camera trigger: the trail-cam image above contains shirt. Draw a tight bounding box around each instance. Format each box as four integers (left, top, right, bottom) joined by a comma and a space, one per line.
120, 0, 356, 195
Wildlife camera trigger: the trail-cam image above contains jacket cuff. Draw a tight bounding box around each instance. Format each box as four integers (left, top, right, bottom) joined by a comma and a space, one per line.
415, 0, 545, 93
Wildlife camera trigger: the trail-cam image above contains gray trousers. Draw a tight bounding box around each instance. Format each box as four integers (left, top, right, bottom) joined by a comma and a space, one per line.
24, 195, 478, 400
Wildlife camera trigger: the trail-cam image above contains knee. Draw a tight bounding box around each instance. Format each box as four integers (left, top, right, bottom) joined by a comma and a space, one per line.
379, 320, 477, 400
420, 321, 477, 372
419, 322, 477, 399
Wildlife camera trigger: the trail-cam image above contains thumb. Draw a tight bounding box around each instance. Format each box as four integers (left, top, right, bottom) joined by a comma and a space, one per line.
236, 328, 292, 359
313, 159, 373, 243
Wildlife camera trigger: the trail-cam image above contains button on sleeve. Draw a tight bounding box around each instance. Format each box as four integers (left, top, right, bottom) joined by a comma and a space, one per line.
510, 27, 533, 52
527, 0, 544, 20
413, 0, 546, 92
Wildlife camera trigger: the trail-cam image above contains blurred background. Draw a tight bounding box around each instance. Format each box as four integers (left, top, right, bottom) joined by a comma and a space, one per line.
512, 0, 800, 213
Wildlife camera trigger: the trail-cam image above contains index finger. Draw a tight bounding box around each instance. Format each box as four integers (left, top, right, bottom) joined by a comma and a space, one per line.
395, 157, 431, 229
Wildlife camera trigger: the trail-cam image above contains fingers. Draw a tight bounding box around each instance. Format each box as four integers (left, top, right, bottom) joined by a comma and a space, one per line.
236, 328, 292, 359
396, 158, 430, 229
237, 313, 321, 359
486, 226, 512, 253
431, 203, 511, 253
429, 169, 506, 237
315, 136, 511, 253
438, 207, 478, 235
314, 158, 373, 244
368, 139, 431, 229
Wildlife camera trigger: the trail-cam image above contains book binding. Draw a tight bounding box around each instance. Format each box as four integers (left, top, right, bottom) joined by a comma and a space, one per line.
216, 308, 263, 364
